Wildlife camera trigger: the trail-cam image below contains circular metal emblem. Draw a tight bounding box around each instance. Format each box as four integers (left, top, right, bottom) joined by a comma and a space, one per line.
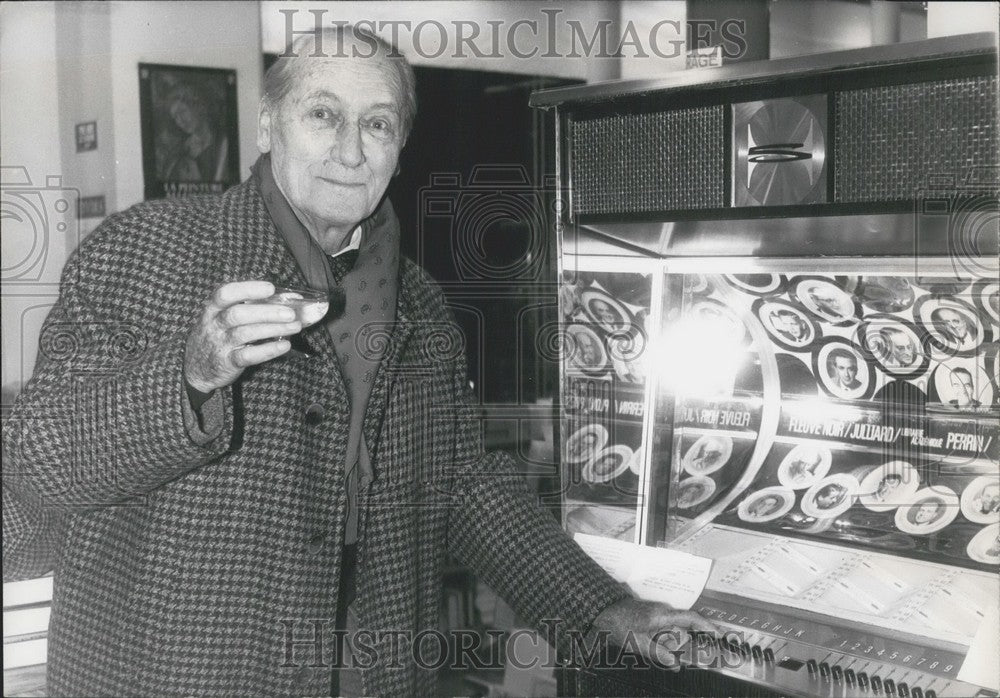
733, 96, 828, 207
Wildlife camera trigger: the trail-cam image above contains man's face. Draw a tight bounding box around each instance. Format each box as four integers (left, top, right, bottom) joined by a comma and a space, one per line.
976, 485, 999, 512
753, 497, 779, 516
592, 300, 617, 326
950, 371, 975, 405
810, 288, 842, 316
914, 501, 941, 524
816, 486, 844, 508
595, 455, 617, 476
678, 485, 701, 506
258, 52, 405, 238
938, 309, 969, 340
578, 335, 599, 364
698, 440, 725, 468
876, 475, 901, 498
987, 536, 1000, 557
889, 332, 915, 364
833, 355, 858, 387
792, 452, 820, 475
777, 312, 804, 339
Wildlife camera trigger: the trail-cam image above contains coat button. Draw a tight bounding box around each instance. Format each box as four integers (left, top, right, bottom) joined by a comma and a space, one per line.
307, 533, 326, 554
304, 402, 325, 425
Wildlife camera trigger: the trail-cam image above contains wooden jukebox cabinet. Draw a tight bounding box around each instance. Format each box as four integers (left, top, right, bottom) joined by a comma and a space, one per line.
531, 32, 999, 698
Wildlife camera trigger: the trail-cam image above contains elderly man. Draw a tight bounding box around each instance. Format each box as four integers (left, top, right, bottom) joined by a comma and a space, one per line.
806, 283, 850, 321
3, 27, 713, 697
948, 367, 981, 407
879, 327, 919, 368
931, 306, 977, 350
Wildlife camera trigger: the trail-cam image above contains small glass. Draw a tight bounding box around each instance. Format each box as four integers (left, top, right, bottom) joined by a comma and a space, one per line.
266, 286, 330, 330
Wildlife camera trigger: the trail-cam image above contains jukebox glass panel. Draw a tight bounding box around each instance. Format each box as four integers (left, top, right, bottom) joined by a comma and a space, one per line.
558, 262, 658, 544
652, 268, 999, 644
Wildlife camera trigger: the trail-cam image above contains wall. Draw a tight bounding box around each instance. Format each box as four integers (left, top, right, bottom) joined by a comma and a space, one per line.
1, 0, 263, 391
108, 1, 263, 210
1, 2, 67, 391
56, 1, 117, 228
618, 1, 687, 79
927, 1, 999, 39
770, 0, 929, 59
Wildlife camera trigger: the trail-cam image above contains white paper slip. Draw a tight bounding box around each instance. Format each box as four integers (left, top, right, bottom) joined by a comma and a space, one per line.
574, 533, 713, 610
957, 602, 999, 691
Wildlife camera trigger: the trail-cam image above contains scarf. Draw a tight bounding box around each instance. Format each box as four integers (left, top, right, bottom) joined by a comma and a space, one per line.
251, 154, 400, 544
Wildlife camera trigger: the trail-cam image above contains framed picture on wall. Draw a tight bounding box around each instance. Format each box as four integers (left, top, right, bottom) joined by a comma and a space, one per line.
138, 63, 240, 199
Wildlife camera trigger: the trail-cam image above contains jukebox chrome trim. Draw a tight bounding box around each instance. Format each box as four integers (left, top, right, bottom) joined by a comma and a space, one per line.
529, 32, 998, 109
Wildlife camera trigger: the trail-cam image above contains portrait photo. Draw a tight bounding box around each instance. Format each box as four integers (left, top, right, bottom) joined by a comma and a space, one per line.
961, 476, 1000, 524
814, 340, 873, 399
737, 487, 795, 523
681, 434, 734, 476
776, 444, 832, 489
859, 316, 929, 378
723, 273, 788, 296
792, 277, 859, 325
582, 445, 633, 484
801, 474, 859, 519
558, 274, 587, 321
930, 360, 994, 409
565, 323, 609, 375
857, 461, 919, 512
915, 296, 984, 356
671, 475, 717, 510
894, 487, 959, 535
139, 63, 240, 199
966, 523, 1000, 566
564, 424, 609, 465
755, 299, 818, 351
580, 288, 633, 333
857, 275, 915, 313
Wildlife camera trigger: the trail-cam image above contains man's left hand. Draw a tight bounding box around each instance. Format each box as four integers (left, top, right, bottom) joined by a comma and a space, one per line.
590, 597, 720, 667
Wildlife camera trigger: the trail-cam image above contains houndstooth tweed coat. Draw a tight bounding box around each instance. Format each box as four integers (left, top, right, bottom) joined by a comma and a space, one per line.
2, 177, 628, 697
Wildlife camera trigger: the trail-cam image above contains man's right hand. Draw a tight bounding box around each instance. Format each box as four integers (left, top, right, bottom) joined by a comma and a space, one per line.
184, 281, 302, 394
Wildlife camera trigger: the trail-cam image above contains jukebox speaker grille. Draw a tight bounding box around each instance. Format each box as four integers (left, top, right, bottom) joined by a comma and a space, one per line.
835, 76, 999, 202
572, 106, 725, 215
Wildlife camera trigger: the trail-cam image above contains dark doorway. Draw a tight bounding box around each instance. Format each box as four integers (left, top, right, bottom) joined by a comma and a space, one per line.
391, 67, 581, 404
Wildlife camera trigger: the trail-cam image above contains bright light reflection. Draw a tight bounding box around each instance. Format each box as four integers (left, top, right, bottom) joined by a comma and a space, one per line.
655, 313, 746, 399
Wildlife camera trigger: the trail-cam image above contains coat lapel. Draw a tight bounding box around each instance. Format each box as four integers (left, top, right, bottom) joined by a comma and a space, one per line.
218, 180, 337, 360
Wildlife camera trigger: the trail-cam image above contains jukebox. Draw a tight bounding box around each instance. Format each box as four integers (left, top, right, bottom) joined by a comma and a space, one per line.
530, 33, 999, 698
